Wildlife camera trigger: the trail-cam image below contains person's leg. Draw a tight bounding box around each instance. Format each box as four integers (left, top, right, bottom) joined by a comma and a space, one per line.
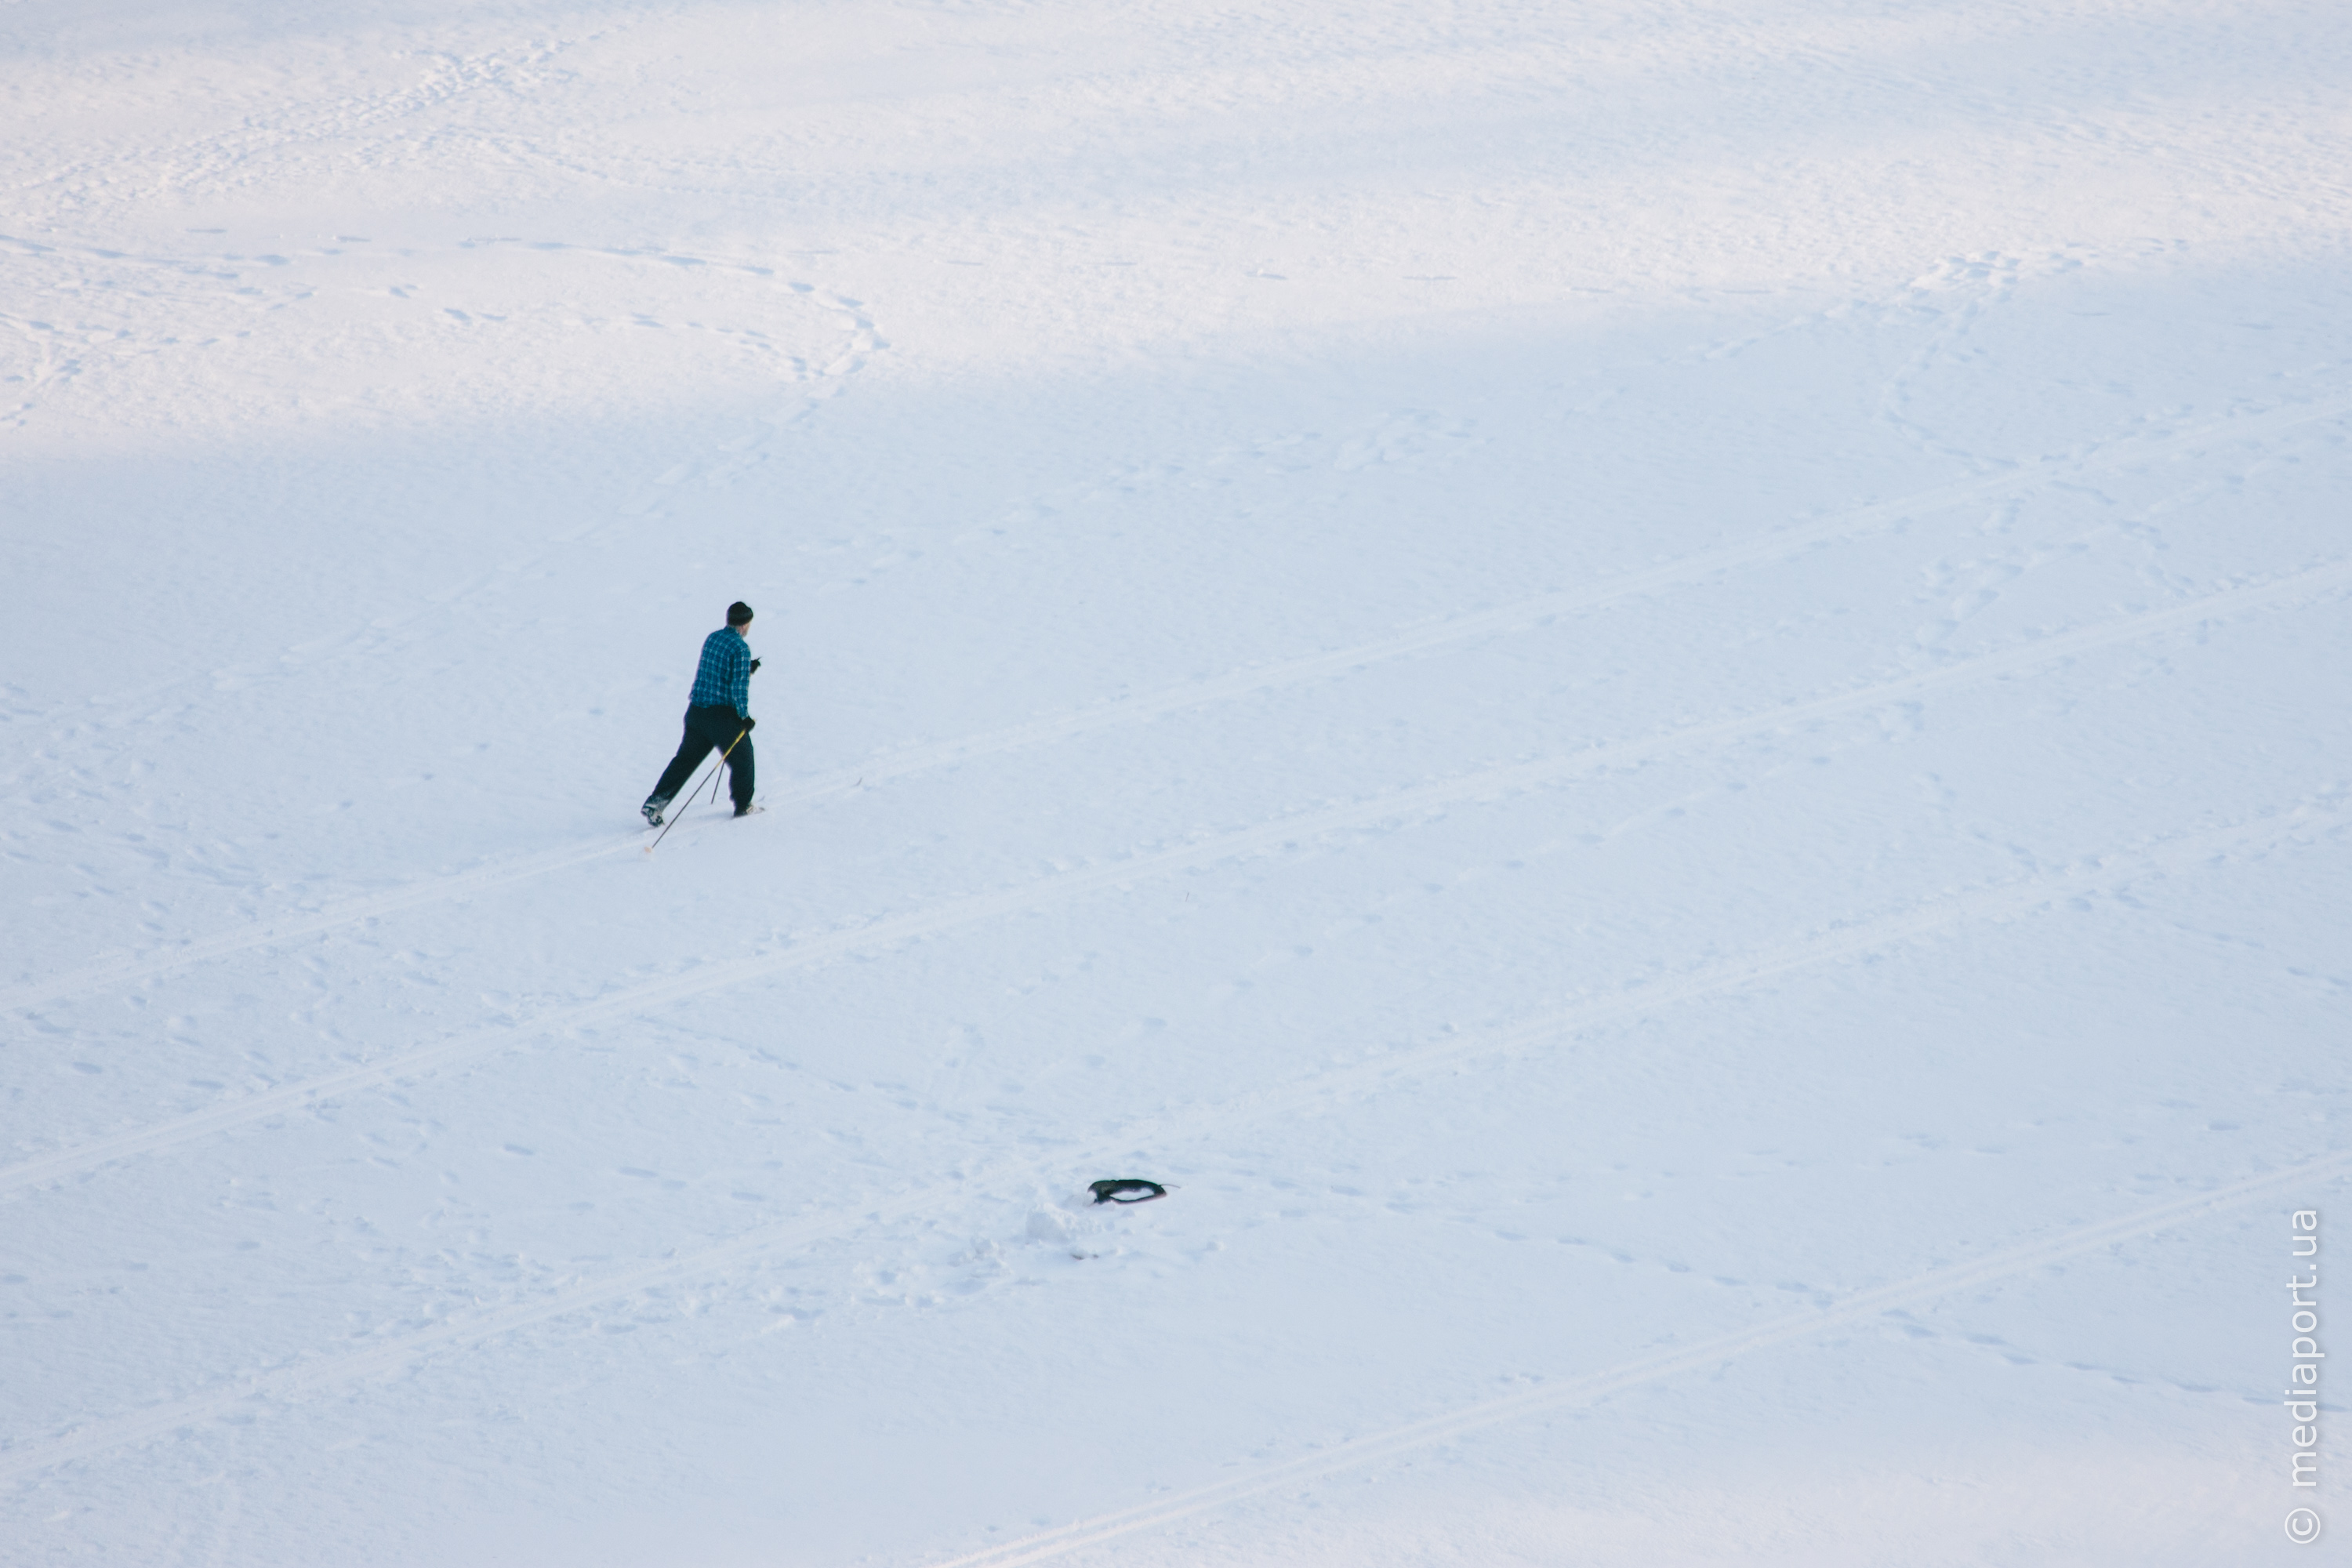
724, 730, 755, 809
646, 710, 714, 807
687, 706, 749, 800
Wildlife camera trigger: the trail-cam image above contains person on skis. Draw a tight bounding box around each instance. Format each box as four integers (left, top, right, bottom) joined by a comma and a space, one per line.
643, 601, 760, 824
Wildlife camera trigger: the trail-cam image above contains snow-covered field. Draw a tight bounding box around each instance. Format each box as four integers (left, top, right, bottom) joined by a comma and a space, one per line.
5, 1, 2350, 1562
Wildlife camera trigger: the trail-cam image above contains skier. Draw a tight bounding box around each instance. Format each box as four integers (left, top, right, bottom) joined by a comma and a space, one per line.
642, 601, 760, 825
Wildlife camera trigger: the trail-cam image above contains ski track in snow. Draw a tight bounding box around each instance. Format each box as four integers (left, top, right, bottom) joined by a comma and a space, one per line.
0, 798, 2336, 1484
5, 390, 2343, 1018
3, 558, 2344, 1197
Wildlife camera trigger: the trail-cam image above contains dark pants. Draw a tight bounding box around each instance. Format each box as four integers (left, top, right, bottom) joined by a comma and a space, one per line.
648, 704, 754, 810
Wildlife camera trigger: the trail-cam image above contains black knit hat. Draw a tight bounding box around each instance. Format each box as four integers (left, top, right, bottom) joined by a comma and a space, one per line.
726, 601, 753, 626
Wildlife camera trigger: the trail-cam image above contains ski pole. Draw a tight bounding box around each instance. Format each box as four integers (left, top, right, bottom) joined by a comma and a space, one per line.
702, 723, 753, 805
646, 728, 750, 854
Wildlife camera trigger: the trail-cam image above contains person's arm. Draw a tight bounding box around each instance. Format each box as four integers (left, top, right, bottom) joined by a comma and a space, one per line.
729, 638, 753, 717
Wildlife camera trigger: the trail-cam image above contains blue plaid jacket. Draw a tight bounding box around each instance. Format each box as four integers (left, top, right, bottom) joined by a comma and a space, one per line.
688, 628, 753, 717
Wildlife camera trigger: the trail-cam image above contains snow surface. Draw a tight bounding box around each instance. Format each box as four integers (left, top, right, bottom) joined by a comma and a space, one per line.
4, 0, 2350, 1562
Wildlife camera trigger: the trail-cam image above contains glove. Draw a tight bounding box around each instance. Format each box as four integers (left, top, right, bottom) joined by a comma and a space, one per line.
739, 717, 757, 731
749, 659, 761, 674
